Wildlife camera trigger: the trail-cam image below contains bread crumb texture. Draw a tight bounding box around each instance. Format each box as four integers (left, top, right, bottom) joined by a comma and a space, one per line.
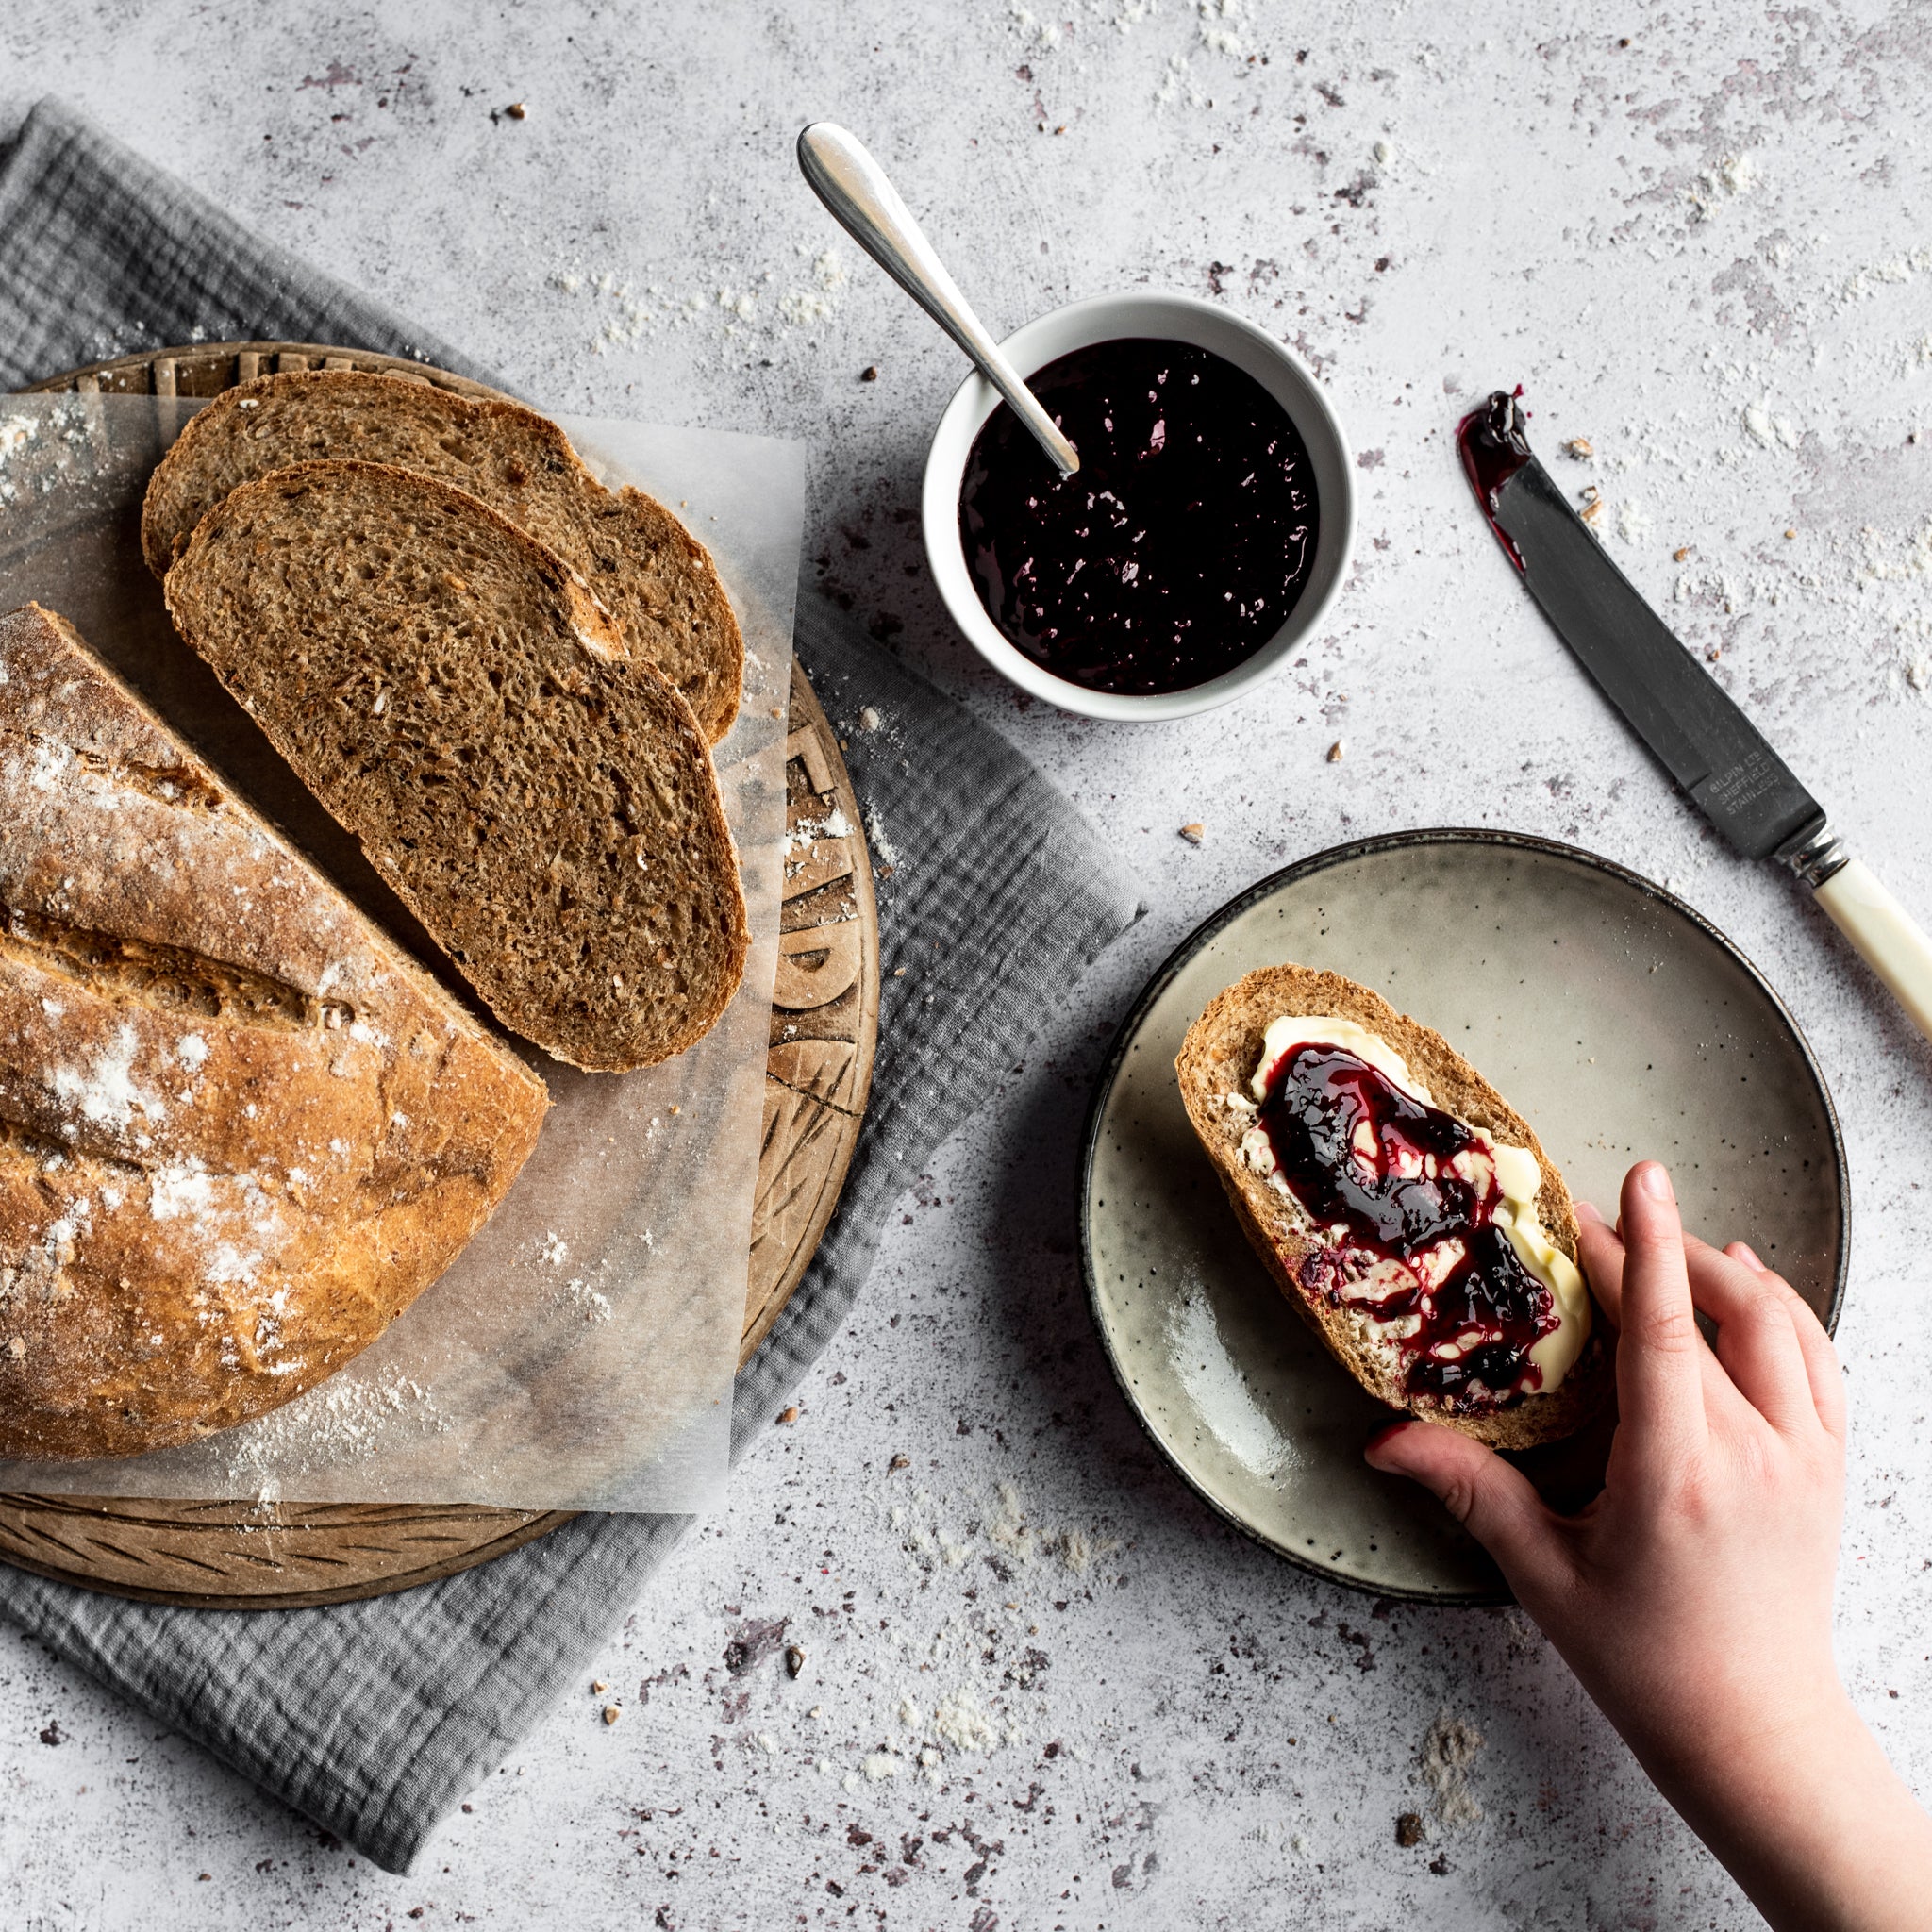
162, 460, 749, 1072
143, 369, 742, 741
0, 605, 547, 1459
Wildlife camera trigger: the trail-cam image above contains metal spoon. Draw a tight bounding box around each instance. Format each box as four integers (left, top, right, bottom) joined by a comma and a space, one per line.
797, 122, 1079, 477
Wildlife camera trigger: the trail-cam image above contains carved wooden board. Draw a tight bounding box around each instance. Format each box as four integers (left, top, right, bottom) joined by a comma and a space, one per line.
0, 343, 879, 1607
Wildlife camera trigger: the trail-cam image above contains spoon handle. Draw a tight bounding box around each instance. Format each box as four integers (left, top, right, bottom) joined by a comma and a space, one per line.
797, 122, 1079, 476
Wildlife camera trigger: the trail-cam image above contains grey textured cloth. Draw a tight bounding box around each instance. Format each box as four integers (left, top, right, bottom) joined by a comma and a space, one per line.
0, 98, 1141, 1873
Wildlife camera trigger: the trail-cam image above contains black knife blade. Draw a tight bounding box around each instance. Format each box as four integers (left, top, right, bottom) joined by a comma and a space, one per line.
1457, 390, 1823, 862
1458, 387, 1932, 1049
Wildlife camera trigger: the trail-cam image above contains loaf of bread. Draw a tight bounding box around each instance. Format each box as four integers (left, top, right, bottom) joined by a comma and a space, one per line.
162, 459, 751, 1074
1177, 963, 1609, 1449
0, 604, 549, 1460
142, 368, 744, 742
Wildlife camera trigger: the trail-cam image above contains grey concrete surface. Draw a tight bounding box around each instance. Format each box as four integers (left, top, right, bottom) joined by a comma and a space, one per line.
4, 2, 1931, 1925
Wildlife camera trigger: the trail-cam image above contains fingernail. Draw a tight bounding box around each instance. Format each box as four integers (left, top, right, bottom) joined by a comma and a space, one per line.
1639, 1161, 1674, 1202
1733, 1241, 1766, 1273
1575, 1200, 1605, 1224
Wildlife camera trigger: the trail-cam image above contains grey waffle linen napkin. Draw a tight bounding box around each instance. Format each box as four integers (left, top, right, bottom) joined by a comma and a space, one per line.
0, 98, 1141, 1873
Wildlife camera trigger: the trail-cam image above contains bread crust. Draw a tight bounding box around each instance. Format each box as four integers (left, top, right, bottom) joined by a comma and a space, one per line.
161, 459, 750, 1074
1175, 963, 1610, 1449
0, 605, 550, 1460
142, 368, 744, 742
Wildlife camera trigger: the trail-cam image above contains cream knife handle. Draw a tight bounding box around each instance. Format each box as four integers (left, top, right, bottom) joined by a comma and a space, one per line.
1814, 858, 1932, 1045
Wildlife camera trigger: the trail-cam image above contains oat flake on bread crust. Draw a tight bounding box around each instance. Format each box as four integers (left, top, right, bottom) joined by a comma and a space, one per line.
0, 604, 548, 1460
1176, 962, 1611, 1451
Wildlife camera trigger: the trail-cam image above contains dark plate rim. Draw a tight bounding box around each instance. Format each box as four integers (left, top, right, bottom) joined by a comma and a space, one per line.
1078, 825, 1851, 1607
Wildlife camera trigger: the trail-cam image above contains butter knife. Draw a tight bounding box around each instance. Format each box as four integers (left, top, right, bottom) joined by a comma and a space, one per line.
1459, 388, 1932, 1046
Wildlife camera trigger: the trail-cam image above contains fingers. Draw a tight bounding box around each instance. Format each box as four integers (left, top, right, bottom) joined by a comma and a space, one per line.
1607, 1162, 1708, 1472
1681, 1234, 1817, 1435
1366, 1420, 1562, 1594
1719, 1240, 1845, 1440
1579, 1185, 1843, 1441
1574, 1200, 1627, 1331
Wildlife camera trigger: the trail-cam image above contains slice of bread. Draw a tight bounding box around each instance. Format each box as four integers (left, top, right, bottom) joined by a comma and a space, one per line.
162, 460, 749, 1074
1176, 963, 1610, 1449
0, 603, 548, 1458
142, 369, 743, 742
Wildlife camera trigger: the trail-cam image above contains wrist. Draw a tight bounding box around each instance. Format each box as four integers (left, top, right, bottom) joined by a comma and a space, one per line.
1637, 1689, 1932, 1932
1634, 1672, 1857, 1808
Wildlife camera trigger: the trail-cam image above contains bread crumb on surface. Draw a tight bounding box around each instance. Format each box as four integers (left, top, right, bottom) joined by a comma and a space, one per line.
860, 365, 880, 382
1326, 741, 1344, 762
1178, 822, 1205, 844
1560, 436, 1593, 459
858, 706, 882, 731
591, 1679, 607, 1693
1674, 545, 1691, 561
505, 101, 527, 120
1395, 1811, 1424, 1847
602, 1705, 621, 1725
777, 1405, 799, 1424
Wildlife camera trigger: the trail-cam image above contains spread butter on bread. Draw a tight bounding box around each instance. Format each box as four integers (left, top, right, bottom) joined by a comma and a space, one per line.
0, 604, 549, 1460
1177, 963, 1609, 1449
142, 368, 744, 742
162, 459, 750, 1074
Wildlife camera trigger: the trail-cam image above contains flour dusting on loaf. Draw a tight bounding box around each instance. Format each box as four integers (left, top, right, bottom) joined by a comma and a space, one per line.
0, 604, 549, 1460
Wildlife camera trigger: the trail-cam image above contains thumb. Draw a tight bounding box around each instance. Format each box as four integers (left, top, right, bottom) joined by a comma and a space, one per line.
1366, 1420, 1558, 1589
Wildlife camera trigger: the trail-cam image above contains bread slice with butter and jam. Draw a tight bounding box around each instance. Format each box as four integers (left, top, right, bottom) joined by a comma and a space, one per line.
1176, 963, 1609, 1449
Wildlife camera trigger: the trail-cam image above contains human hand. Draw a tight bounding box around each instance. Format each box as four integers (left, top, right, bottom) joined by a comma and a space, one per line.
1366, 1159, 1932, 1932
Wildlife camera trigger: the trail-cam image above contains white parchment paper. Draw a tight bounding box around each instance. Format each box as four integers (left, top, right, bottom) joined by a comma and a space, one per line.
0, 391, 803, 1512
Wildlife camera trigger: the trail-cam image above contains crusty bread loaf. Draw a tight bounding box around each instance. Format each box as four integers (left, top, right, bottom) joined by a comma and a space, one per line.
1177, 963, 1609, 1450
0, 604, 549, 1460
162, 459, 750, 1074
142, 369, 744, 742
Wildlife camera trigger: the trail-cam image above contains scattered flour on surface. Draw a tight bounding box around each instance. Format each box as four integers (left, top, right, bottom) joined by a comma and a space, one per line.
1615, 499, 1654, 543
1421, 1711, 1486, 1827
779, 289, 835, 326
1687, 151, 1758, 220
933, 1689, 1004, 1754
864, 806, 900, 870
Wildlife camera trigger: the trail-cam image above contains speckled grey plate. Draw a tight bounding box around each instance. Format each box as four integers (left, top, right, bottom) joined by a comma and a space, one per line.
1082, 830, 1848, 1605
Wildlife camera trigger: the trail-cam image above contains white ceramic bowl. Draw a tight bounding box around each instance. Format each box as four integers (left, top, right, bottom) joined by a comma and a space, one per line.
922, 290, 1356, 722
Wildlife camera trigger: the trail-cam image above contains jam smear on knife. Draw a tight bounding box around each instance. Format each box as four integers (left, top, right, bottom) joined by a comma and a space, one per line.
1455, 386, 1534, 574
1257, 1042, 1558, 1408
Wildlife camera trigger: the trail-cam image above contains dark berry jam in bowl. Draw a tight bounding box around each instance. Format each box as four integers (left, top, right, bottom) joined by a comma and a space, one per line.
923, 292, 1356, 723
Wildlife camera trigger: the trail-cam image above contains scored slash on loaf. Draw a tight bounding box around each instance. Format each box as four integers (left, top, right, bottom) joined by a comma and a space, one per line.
0, 605, 549, 1460
142, 368, 745, 744
161, 459, 751, 1074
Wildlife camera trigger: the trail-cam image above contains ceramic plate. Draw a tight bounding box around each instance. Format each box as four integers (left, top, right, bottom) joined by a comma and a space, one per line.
1082, 830, 1848, 1604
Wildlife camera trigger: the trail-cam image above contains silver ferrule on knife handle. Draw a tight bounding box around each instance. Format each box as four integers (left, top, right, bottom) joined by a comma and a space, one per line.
1778, 822, 1932, 1046
1775, 818, 1851, 891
